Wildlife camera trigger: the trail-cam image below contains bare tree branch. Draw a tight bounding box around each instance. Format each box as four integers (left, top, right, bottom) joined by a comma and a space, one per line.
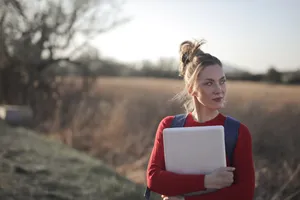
0, 11, 12, 67
1, 0, 130, 70
0, 0, 130, 124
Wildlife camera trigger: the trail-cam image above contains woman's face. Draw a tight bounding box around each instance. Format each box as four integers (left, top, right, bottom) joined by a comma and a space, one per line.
191, 64, 227, 110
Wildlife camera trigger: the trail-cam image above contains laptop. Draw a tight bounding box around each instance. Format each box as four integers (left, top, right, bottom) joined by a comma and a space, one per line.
163, 125, 226, 175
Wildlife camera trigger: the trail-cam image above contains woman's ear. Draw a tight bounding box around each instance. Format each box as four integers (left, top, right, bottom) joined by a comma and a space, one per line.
187, 84, 196, 96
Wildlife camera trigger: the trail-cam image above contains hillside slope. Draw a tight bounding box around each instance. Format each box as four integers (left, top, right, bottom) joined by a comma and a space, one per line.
0, 120, 158, 200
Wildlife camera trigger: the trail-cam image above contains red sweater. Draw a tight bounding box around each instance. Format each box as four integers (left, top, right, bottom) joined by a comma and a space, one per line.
146, 113, 255, 200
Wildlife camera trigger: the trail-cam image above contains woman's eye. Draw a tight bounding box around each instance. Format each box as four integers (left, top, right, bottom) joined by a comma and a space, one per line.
220, 79, 226, 84
205, 82, 213, 86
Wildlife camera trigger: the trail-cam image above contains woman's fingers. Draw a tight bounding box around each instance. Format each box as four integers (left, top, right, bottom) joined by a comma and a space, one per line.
162, 196, 184, 200
161, 195, 168, 200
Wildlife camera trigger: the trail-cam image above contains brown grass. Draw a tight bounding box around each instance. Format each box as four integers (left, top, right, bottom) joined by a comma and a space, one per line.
44, 76, 300, 200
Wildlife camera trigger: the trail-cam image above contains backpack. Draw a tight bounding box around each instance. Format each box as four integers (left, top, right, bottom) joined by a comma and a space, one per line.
144, 114, 240, 200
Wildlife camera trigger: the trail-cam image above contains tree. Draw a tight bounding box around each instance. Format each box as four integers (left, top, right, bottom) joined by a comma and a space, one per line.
265, 66, 282, 83
156, 57, 177, 72
0, 0, 129, 124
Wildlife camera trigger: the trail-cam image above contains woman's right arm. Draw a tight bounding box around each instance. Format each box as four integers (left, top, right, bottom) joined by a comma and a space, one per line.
146, 116, 207, 197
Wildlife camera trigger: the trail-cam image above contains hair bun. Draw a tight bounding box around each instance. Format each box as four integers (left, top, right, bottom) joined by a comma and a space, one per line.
182, 53, 190, 65
179, 41, 193, 77
178, 40, 205, 77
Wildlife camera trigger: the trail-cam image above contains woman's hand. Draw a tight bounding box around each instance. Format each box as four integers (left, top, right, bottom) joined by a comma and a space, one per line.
204, 167, 235, 189
161, 195, 184, 200
160, 167, 235, 200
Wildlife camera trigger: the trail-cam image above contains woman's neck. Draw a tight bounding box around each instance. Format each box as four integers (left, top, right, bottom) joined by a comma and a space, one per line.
191, 97, 219, 123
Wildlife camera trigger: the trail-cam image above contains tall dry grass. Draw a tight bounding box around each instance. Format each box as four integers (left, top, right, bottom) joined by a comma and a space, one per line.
44, 77, 300, 200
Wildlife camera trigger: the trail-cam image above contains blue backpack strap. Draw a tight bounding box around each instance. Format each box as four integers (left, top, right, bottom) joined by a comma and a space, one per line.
144, 187, 151, 200
171, 114, 188, 128
224, 116, 240, 166
144, 114, 188, 200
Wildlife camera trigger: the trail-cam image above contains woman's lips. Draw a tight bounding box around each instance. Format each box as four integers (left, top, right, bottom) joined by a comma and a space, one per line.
212, 97, 223, 102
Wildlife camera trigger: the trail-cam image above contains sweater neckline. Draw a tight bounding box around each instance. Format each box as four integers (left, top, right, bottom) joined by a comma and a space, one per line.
185, 112, 225, 126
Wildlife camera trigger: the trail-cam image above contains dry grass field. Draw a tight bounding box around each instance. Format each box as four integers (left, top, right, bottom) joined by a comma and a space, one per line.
47, 76, 300, 200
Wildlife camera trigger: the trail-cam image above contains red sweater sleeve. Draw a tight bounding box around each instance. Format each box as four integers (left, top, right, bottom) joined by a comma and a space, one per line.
184, 124, 255, 200
146, 116, 207, 196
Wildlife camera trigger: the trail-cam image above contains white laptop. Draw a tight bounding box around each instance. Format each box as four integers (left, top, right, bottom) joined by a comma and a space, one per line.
163, 125, 226, 175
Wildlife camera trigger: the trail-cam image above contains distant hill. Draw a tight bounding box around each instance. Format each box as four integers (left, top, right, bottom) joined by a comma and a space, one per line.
0, 120, 159, 200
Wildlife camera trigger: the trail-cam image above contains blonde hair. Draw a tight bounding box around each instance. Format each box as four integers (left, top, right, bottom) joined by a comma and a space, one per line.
174, 39, 223, 113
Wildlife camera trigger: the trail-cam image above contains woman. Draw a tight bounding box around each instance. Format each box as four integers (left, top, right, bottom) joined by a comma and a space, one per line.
146, 40, 255, 200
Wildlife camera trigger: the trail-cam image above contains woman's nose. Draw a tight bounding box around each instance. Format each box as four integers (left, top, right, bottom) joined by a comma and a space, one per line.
214, 84, 222, 93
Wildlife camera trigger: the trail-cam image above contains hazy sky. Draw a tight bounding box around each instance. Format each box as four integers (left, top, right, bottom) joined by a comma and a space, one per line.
92, 0, 300, 73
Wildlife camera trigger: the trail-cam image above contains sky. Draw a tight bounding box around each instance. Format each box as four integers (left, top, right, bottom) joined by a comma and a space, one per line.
91, 0, 300, 73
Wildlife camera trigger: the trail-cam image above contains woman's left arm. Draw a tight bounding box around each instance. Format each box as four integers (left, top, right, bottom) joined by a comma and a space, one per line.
183, 124, 256, 200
